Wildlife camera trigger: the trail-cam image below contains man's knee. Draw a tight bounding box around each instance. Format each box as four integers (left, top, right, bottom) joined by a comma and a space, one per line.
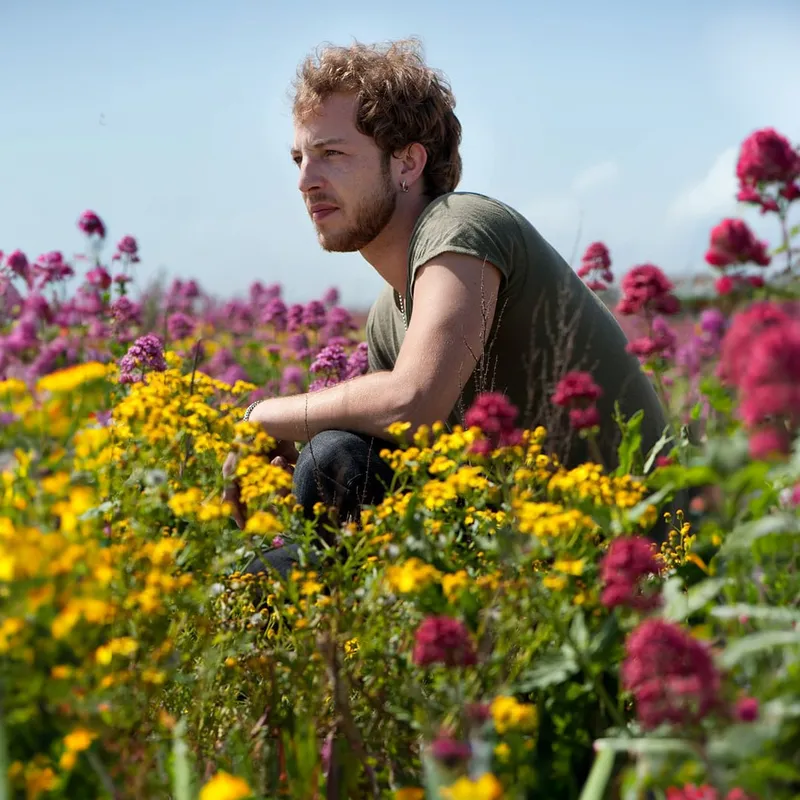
292, 429, 393, 518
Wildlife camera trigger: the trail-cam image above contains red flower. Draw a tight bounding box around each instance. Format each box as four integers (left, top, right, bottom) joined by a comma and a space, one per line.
717, 301, 799, 387
737, 127, 800, 188
553, 371, 603, 431
568, 406, 600, 430
736, 319, 800, 438
748, 426, 791, 460
617, 264, 680, 316
552, 371, 602, 407
77, 210, 106, 239
412, 615, 477, 668
464, 392, 522, 453
600, 536, 663, 612
734, 696, 759, 722
705, 219, 771, 269
578, 242, 613, 291
430, 734, 472, 768
622, 619, 721, 730
716, 276, 735, 295
666, 786, 718, 800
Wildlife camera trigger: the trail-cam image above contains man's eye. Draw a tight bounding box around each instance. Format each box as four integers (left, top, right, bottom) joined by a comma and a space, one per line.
324, 150, 342, 157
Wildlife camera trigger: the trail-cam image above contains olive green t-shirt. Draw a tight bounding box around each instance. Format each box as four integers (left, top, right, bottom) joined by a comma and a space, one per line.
365, 191, 668, 469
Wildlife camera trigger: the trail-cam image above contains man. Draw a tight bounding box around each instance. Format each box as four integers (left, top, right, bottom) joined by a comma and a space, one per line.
223, 39, 669, 576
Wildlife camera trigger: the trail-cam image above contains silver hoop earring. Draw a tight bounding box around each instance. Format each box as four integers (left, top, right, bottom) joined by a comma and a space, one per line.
400, 180, 409, 193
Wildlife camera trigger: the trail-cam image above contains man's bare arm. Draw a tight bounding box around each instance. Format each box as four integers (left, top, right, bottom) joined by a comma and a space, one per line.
247, 252, 502, 441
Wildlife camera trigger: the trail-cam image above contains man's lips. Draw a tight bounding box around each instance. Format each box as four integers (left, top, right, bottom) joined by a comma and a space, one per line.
310, 204, 338, 221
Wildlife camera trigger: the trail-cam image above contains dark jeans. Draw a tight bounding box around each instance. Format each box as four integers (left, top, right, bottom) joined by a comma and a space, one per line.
244, 430, 395, 579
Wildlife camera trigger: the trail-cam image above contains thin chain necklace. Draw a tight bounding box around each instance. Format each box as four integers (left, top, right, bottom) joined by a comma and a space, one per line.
398, 293, 408, 330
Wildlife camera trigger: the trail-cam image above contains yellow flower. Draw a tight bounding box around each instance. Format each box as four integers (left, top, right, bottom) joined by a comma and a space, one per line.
37, 361, 112, 394
542, 574, 567, 591
491, 696, 538, 734
199, 771, 253, 800
441, 570, 469, 601
244, 510, 282, 534
441, 773, 503, 800
395, 789, 424, 800
385, 558, 442, 593
553, 558, 585, 576
64, 728, 96, 753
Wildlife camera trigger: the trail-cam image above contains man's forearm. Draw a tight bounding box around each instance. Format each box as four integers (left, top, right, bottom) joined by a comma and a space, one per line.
247, 369, 418, 442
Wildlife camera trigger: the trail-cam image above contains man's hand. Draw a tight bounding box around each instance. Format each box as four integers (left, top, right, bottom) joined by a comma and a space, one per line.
221, 439, 299, 530
222, 451, 248, 529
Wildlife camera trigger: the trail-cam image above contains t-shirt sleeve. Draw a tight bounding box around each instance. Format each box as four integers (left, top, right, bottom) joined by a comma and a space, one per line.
407, 193, 521, 299
365, 293, 394, 373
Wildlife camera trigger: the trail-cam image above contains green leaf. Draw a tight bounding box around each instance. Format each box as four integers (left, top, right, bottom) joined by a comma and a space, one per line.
711, 604, 800, 624
514, 650, 579, 692
615, 409, 644, 476
0, 704, 8, 800
171, 718, 193, 800
643, 425, 674, 474
719, 630, 800, 669
594, 737, 695, 756
570, 609, 590, 653
719, 512, 800, 553
578, 748, 616, 800
663, 577, 728, 622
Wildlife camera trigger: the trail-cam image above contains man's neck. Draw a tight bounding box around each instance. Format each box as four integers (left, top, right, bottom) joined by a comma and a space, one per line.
359, 195, 431, 297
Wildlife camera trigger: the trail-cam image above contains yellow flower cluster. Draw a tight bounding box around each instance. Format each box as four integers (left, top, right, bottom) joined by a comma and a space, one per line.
512, 499, 597, 538
490, 695, 538, 734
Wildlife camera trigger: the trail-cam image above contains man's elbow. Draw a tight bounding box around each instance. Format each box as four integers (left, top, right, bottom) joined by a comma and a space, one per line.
391, 379, 454, 431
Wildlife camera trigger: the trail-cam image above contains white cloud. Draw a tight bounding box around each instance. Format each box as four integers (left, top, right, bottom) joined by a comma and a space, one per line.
571, 160, 620, 196
666, 146, 738, 223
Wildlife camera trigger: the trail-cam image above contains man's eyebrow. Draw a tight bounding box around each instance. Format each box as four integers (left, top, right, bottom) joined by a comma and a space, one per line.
290, 137, 348, 156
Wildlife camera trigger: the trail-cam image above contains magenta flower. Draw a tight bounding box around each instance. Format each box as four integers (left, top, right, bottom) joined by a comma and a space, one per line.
118, 333, 168, 384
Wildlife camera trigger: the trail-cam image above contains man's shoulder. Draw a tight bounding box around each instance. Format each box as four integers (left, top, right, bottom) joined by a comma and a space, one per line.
415, 191, 519, 228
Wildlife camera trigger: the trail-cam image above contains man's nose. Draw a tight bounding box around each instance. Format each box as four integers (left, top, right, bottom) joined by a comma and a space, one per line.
297, 156, 322, 194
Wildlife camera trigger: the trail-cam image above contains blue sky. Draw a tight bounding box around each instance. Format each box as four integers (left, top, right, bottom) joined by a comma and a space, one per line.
2, 0, 799, 309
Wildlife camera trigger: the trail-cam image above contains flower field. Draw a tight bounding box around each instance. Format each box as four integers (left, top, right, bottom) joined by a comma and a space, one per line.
1, 126, 800, 800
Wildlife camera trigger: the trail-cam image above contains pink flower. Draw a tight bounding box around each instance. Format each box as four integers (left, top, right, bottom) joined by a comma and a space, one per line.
717, 301, 799, 387
86, 266, 112, 290
430, 734, 471, 768
600, 536, 663, 612
412, 615, 477, 668
616, 264, 680, 316
464, 392, 522, 453
736, 128, 800, 189
577, 242, 613, 291
552, 371, 602, 431
552, 371, 602, 407
734, 696, 759, 722
622, 619, 721, 730
116, 235, 138, 255
77, 210, 106, 238
705, 219, 771, 269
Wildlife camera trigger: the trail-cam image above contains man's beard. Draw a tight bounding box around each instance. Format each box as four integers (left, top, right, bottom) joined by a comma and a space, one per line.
317, 162, 397, 253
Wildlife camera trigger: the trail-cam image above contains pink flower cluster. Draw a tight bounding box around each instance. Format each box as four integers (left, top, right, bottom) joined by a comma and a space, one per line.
667, 787, 754, 800
577, 242, 614, 291
622, 618, 721, 730
616, 264, 680, 317
412, 615, 477, 668
705, 218, 771, 296
735, 127, 800, 212
718, 301, 800, 459
464, 392, 523, 454
599, 536, 663, 612
551, 371, 602, 430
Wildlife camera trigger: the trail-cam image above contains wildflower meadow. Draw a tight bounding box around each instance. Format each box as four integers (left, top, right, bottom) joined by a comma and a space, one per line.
2, 126, 800, 800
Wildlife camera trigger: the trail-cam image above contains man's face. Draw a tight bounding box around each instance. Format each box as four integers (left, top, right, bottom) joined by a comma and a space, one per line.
292, 93, 399, 252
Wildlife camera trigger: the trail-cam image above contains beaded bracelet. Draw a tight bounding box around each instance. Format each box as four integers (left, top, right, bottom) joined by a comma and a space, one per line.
242, 400, 264, 422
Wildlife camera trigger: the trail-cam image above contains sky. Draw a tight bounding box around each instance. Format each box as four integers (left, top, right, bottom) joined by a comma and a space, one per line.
1, 0, 799, 310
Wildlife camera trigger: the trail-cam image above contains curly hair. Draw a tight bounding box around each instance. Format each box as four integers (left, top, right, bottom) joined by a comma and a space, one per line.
292, 38, 463, 199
